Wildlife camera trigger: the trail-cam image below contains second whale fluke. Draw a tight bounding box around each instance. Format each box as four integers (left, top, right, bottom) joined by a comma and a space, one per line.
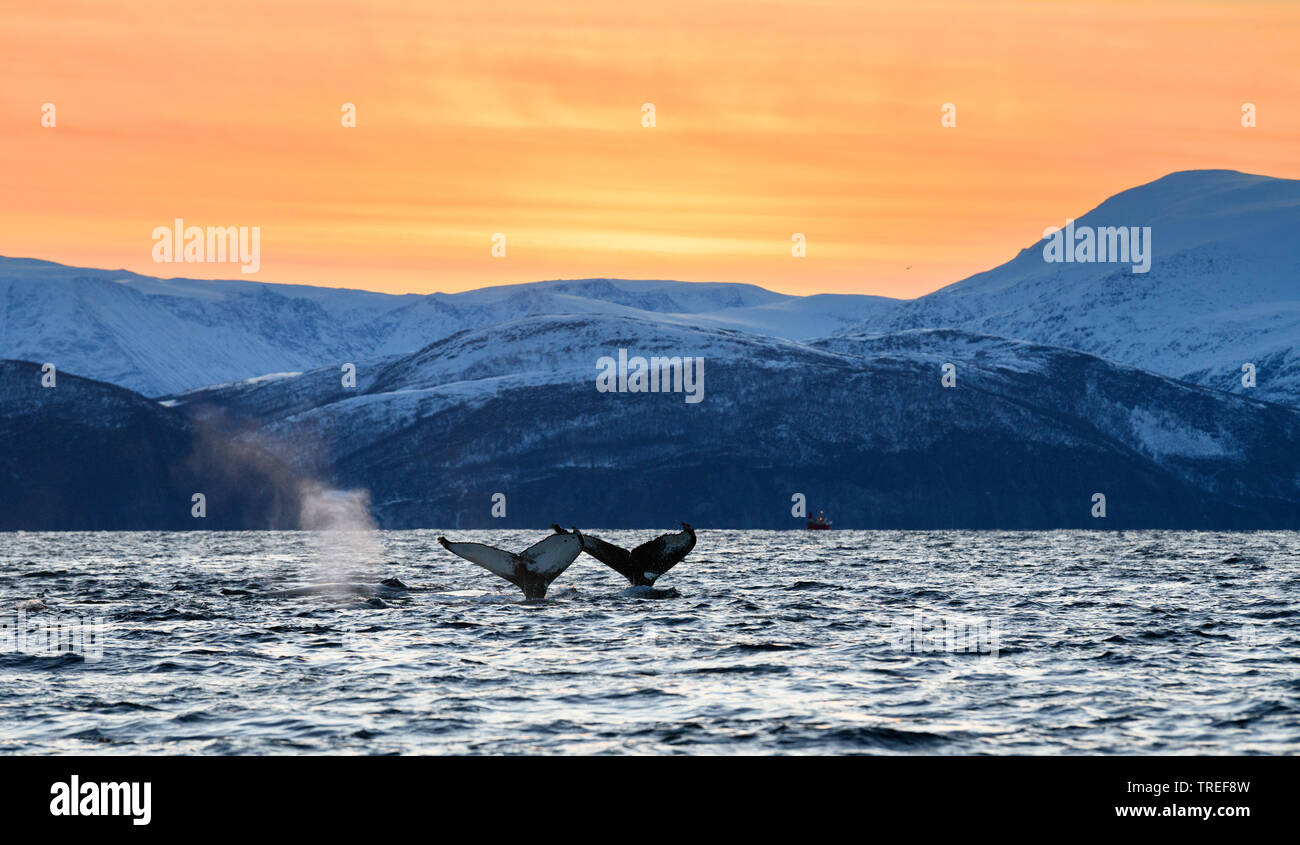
553, 523, 696, 587
438, 531, 583, 599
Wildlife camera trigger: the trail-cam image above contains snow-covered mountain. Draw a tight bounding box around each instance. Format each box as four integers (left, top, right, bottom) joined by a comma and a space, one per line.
0, 257, 894, 396
6, 168, 1300, 528
7, 169, 1295, 404
160, 315, 1300, 529
848, 170, 1300, 404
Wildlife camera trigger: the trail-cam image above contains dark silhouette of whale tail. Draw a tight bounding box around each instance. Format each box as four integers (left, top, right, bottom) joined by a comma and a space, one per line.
438, 531, 583, 599
554, 523, 696, 586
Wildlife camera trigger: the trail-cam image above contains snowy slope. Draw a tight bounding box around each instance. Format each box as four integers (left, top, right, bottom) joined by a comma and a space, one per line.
0, 257, 894, 396
849, 170, 1300, 404
6, 169, 1297, 402
164, 315, 1300, 529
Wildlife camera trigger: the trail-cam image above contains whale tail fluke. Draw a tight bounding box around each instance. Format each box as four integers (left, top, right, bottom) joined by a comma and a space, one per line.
438, 538, 522, 582
577, 533, 637, 580
439, 533, 582, 599
630, 523, 696, 583
576, 523, 696, 586
520, 532, 583, 577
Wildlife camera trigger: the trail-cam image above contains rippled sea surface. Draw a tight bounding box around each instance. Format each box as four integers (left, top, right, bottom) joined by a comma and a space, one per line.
1, 530, 1297, 755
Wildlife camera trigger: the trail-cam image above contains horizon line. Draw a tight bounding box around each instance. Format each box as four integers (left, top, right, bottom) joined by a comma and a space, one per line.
2, 167, 1291, 300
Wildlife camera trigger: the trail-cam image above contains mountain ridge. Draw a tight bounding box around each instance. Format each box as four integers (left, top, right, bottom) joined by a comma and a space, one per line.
149, 312, 1300, 529
844, 169, 1300, 404
0, 257, 895, 396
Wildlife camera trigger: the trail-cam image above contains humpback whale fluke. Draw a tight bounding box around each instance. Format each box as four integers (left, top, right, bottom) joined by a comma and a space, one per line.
438, 531, 584, 599
553, 523, 696, 586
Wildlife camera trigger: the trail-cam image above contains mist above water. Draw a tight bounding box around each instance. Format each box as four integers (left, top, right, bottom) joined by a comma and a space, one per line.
297, 483, 380, 579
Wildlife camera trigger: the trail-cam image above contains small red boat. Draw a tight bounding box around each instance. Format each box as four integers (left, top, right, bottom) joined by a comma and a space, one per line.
807, 510, 832, 530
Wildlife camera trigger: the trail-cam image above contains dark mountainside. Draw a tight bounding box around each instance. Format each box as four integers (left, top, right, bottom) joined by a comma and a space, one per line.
8, 313, 1297, 529
0, 361, 303, 530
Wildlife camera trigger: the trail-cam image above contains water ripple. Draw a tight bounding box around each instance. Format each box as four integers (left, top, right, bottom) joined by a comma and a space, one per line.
0, 529, 1297, 754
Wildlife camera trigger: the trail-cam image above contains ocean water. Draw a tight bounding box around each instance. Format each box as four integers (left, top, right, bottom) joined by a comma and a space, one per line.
1, 529, 1297, 755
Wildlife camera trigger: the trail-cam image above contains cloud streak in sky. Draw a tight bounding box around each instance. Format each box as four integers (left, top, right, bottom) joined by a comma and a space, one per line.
2, 0, 1297, 296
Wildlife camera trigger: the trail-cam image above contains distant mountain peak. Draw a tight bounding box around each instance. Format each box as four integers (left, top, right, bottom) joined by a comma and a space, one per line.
847, 169, 1300, 404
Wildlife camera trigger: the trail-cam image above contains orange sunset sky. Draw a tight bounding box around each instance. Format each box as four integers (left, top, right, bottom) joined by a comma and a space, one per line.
2, 0, 1297, 298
